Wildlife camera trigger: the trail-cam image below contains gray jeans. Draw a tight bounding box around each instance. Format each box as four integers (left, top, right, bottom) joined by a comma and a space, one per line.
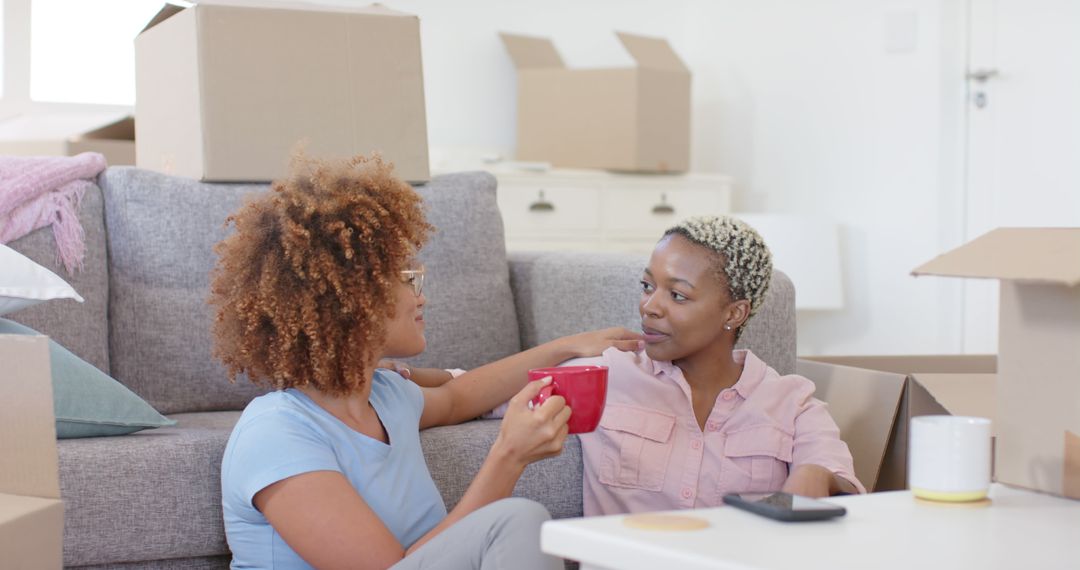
391, 498, 562, 570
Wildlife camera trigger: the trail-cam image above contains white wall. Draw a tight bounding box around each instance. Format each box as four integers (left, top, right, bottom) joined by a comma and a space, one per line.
390, 0, 968, 355
1, 0, 971, 356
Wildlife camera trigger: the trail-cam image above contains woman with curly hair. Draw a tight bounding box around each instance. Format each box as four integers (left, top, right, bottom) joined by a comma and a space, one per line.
569, 215, 865, 516
212, 155, 641, 570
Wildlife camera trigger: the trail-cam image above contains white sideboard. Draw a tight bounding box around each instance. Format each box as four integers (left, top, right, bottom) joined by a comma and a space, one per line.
488, 167, 733, 253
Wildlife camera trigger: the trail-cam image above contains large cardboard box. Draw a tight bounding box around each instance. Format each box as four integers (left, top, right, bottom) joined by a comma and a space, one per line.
0, 335, 63, 569
0, 113, 134, 166
913, 227, 1080, 499
501, 32, 690, 173
135, 0, 429, 183
798, 355, 996, 492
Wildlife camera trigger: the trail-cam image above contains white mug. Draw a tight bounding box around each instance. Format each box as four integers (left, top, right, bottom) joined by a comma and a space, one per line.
909, 415, 992, 502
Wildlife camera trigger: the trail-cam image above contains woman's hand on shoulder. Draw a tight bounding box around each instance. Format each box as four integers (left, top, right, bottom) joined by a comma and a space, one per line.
558, 327, 644, 359
377, 359, 454, 388
378, 359, 412, 378
490, 377, 571, 470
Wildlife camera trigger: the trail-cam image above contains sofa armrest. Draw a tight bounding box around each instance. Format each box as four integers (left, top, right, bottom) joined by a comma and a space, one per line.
508, 251, 797, 375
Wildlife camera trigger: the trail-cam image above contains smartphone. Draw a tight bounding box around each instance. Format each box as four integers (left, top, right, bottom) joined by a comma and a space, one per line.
723, 492, 846, 522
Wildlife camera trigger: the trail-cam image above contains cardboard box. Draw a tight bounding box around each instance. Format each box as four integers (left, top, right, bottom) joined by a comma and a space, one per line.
135, 0, 429, 183
798, 355, 996, 492
501, 32, 690, 173
0, 335, 63, 569
0, 113, 134, 166
913, 227, 1080, 499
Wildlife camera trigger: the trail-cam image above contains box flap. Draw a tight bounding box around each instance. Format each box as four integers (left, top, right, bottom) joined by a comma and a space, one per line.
140, 2, 187, 34
1066, 431, 1080, 499
142, 1, 412, 35
76, 116, 135, 142
499, 33, 565, 69
796, 359, 905, 491
0, 336, 59, 499
910, 373, 997, 427
0, 493, 64, 569
802, 354, 996, 375
912, 227, 1080, 286
0, 112, 132, 142
199, 0, 415, 16
616, 32, 688, 72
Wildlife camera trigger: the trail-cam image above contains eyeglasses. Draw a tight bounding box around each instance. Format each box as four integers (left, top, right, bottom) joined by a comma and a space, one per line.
400, 268, 425, 297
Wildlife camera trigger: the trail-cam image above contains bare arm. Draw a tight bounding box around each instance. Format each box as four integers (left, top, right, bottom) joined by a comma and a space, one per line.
782, 464, 860, 497
420, 327, 642, 429
255, 380, 571, 566
255, 471, 406, 570
377, 359, 454, 388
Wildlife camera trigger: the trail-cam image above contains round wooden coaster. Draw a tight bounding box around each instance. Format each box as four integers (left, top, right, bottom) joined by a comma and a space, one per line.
914, 496, 993, 508
622, 513, 711, 531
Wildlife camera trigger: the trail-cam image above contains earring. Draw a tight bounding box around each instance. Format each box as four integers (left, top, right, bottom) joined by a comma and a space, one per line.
723, 324, 732, 331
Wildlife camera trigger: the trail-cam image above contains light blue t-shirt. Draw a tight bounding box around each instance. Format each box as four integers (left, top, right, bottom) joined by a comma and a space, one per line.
221, 370, 447, 569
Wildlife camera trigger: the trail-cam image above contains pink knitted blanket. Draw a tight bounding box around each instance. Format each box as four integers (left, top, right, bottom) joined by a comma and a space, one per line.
0, 152, 107, 274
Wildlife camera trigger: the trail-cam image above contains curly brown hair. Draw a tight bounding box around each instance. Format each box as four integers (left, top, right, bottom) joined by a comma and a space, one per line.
209, 154, 432, 396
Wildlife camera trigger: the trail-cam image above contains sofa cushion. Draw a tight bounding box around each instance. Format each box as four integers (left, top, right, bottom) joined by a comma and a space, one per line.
58, 413, 578, 567
405, 171, 522, 371
6, 183, 111, 373
99, 168, 269, 414
0, 243, 83, 314
99, 167, 521, 414
0, 318, 174, 438
58, 411, 241, 567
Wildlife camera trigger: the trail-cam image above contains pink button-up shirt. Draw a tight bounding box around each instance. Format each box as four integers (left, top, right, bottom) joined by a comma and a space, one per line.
570, 348, 864, 516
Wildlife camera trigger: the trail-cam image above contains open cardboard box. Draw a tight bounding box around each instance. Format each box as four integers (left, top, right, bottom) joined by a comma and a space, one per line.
913, 227, 1080, 499
798, 355, 996, 492
501, 32, 690, 173
135, 0, 429, 183
0, 113, 134, 166
0, 335, 63, 569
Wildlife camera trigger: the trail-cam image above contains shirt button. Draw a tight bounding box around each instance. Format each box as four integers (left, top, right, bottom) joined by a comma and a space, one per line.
722, 391, 735, 401
681, 488, 693, 499
691, 440, 702, 450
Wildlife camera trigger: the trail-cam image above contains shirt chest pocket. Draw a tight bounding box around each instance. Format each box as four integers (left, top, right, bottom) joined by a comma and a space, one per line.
596, 405, 676, 492
719, 425, 794, 497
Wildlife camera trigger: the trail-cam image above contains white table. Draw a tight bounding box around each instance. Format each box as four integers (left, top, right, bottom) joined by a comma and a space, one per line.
541, 484, 1080, 570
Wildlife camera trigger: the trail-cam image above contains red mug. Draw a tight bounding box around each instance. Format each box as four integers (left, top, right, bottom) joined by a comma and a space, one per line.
527, 365, 608, 434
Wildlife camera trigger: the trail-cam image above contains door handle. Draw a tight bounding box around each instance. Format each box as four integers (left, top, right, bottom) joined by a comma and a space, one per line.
966, 68, 999, 83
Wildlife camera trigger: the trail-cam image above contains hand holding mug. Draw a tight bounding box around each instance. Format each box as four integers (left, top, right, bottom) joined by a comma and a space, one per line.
528, 366, 608, 434
494, 377, 572, 468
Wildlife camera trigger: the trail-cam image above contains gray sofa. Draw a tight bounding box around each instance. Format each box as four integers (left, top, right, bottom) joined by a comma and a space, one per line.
9, 167, 795, 569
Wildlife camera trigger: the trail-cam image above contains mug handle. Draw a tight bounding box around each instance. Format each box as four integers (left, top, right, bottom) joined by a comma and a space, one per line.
530, 382, 555, 410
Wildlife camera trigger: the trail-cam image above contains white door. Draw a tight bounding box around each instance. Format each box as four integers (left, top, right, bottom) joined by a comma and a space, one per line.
962, 0, 1080, 353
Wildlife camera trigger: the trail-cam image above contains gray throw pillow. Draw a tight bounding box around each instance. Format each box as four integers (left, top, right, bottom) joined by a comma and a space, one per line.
0, 318, 175, 438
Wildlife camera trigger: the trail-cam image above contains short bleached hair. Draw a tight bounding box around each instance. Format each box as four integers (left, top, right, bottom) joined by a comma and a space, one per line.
663, 216, 773, 340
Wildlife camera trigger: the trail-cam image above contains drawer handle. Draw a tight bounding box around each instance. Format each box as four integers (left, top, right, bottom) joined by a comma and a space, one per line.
651, 193, 675, 215
528, 189, 555, 212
